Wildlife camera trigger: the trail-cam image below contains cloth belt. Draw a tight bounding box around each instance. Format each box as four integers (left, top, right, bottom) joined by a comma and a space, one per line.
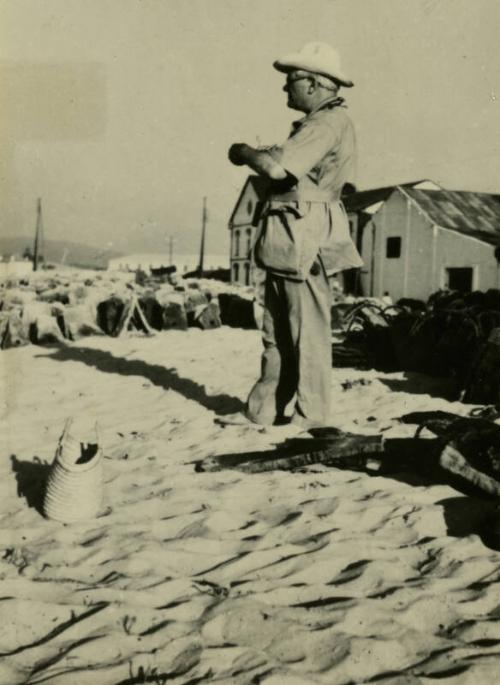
267, 189, 341, 203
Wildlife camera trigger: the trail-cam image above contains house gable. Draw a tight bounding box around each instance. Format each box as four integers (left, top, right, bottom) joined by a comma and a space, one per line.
412, 180, 442, 191
359, 188, 439, 300
229, 176, 269, 228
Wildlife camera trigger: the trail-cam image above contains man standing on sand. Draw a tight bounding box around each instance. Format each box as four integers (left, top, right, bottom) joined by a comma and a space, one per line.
228, 42, 363, 429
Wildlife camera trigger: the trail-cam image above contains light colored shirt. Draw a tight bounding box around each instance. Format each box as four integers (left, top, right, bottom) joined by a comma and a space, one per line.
255, 97, 363, 279
277, 97, 357, 197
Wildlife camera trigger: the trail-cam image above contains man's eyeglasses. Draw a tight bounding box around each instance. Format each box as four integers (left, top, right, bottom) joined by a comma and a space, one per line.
285, 75, 336, 92
285, 75, 311, 89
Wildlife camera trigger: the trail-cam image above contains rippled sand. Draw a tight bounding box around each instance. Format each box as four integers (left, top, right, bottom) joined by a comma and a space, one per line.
1, 328, 500, 684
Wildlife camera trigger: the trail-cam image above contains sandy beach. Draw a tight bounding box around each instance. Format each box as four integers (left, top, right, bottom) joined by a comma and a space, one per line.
2, 0, 500, 681
1, 321, 500, 685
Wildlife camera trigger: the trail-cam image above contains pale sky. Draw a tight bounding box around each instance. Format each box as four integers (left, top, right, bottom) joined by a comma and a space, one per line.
1, 0, 499, 256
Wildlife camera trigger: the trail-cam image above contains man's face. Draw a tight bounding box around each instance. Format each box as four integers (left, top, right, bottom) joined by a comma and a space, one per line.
283, 71, 313, 112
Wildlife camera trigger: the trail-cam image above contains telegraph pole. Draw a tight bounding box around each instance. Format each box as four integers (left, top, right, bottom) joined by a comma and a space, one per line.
198, 196, 207, 278
33, 198, 45, 271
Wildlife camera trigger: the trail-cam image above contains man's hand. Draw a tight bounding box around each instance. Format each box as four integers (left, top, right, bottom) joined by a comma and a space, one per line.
228, 143, 249, 166
228, 142, 289, 181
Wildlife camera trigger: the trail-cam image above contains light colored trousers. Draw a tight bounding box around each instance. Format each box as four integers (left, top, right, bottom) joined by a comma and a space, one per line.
246, 267, 332, 426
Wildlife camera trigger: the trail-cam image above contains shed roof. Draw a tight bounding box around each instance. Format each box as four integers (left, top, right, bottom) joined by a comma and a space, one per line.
403, 188, 500, 247
343, 180, 430, 213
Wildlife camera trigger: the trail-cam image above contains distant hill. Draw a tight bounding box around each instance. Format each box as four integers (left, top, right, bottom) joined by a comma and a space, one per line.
0, 236, 122, 270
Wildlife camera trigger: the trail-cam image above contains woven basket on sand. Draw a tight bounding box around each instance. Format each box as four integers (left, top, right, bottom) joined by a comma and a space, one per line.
43, 418, 104, 523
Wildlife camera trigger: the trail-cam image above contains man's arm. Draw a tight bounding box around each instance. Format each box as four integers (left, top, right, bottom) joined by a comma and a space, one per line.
228, 143, 290, 181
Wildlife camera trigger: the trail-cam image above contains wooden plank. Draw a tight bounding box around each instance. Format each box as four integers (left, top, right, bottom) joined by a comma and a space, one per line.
440, 443, 500, 497
199, 433, 384, 473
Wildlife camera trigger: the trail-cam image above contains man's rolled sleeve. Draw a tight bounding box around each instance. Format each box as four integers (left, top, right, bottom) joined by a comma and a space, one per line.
275, 119, 339, 180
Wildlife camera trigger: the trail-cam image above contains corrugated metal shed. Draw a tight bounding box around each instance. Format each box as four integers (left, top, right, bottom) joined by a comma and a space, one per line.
404, 188, 500, 246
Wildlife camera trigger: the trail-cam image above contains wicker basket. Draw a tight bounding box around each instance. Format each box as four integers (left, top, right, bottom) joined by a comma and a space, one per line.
43, 418, 104, 523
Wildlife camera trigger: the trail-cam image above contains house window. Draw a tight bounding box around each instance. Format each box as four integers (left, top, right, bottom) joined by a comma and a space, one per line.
247, 200, 253, 215
386, 237, 401, 258
233, 262, 239, 283
234, 230, 240, 257
244, 261, 251, 286
446, 267, 473, 293
246, 228, 252, 255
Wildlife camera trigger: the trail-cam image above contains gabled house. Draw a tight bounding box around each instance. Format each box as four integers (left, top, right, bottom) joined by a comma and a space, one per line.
228, 176, 269, 286
344, 183, 500, 300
